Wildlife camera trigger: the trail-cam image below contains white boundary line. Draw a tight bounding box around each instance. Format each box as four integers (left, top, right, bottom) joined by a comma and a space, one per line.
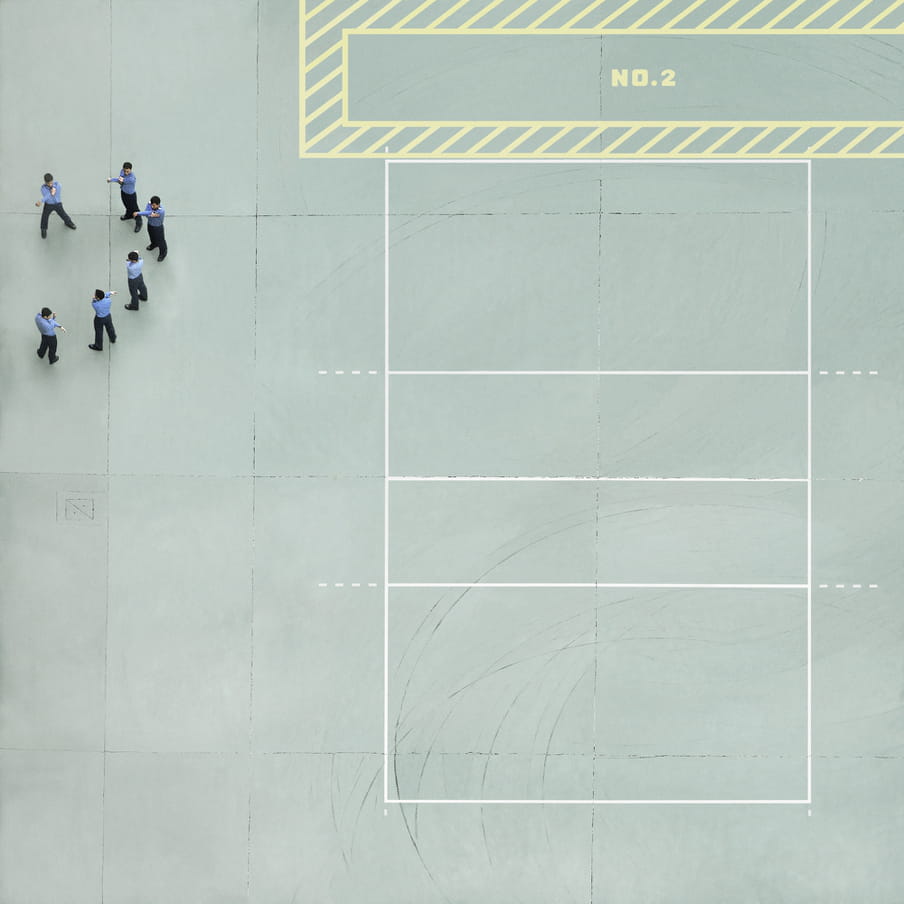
806, 159, 813, 805
388, 370, 808, 376
387, 159, 809, 166
385, 798, 811, 805
383, 156, 811, 806
389, 582, 808, 589
383, 158, 391, 805
387, 476, 807, 482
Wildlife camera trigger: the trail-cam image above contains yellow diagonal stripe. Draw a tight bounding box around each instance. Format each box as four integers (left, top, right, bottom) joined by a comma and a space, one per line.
699, 0, 745, 27
736, 127, 772, 153
434, 127, 471, 153
305, 65, 342, 98
462, 0, 508, 27
798, 0, 845, 26
533, 127, 573, 152
699, 126, 742, 154
830, 0, 878, 26
569, 126, 606, 153
305, 117, 345, 151
499, 126, 542, 153
497, 0, 545, 27
526, 0, 579, 28
872, 126, 904, 153
307, 0, 371, 45
305, 92, 343, 124
663, 0, 710, 26
728, 0, 778, 27
768, 126, 808, 154
332, 126, 372, 153
669, 126, 709, 153
395, 0, 451, 28
807, 126, 843, 152
305, 39, 342, 73
426, 0, 473, 27
865, 0, 904, 25
562, 0, 607, 27
602, 126, 642, 153
764, 0, 809, 26
636, 126, 672, 153
306, 0, 337, 21
468, 126, 507, 152
359, 0, 412, 29
397, 126, 439, 153
598, 0, 645, 26
364, 126, 406, 154
838, 126, 875, 153
631, 0, 681, 27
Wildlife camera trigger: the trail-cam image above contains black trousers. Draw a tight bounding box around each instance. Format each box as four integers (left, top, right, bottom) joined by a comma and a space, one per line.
93, 315, 116, 348
128, 275, 148, 306
122, 190, 140, 220
37, 334, 58, 361
40, 202, 73, 229
146, 223, 167, 255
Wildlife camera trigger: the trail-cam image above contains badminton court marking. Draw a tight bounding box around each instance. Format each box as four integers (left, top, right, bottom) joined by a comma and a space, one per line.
382, 157, 812, 805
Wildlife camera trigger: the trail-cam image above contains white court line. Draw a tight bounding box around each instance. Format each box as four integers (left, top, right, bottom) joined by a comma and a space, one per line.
388, 476, 808, 482
383, 157, 391, 805
806, 159, 813, 804
383, 157, 812, 807
386, 798, 811, 805
388, 159, 808, 167
388, 370, 808, 376
386, 581, 808, 590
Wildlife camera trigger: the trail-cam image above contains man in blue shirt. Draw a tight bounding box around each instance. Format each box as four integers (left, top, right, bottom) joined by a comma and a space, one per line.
88, 289, 118, 351
35, 307, 66, 364
107, 161, 142, 232
35, 173, 77, 238
124, 251, 148, 310
134, 195, 167, 261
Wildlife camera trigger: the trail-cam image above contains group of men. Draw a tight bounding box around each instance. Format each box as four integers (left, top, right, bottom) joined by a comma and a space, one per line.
34, 164, 165, 365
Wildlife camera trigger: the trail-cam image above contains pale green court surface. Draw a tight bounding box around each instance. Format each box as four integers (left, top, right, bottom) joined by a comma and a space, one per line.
1, 1, 904, 902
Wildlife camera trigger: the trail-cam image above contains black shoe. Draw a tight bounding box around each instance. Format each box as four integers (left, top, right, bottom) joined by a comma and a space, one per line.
157, 251, 166, 262
49, 356, 59, 364
120, 215, 130, 221
110, 337, 117, 343
134, 220, 142, 232
124, 304, 139, 310
146, 244, 155, 251
41, 228, 47, 238
89, 344, 102, 351
66, 222, 76, 230
36, 349, 43, 358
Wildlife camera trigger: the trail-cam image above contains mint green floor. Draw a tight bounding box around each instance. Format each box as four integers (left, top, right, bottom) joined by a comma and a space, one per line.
1, 1, 903, 902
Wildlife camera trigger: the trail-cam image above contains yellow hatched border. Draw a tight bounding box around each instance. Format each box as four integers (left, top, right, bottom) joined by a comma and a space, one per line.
300, 0, 904, 157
